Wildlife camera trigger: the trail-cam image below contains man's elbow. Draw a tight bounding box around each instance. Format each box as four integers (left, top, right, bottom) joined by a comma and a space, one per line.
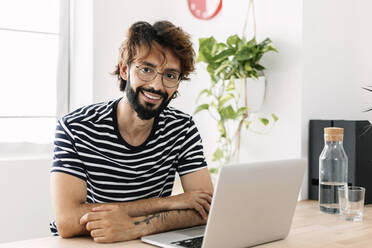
55, 216, 82, 238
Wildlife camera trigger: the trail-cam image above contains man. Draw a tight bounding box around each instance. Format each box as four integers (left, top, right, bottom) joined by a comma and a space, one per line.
50, 20, 213, 243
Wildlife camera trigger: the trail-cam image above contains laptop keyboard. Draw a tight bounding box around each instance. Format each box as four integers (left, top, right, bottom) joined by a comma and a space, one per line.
171, 236, 204, 248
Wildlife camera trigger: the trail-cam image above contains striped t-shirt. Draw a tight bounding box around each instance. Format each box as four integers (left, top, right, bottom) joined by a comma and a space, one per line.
50, 98, 207, 235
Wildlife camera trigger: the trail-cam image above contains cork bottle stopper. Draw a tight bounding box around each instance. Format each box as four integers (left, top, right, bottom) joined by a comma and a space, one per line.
324, 127, 344, 142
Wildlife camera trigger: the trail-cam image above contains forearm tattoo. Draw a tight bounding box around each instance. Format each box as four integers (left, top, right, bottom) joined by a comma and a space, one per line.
134, 213, 160, 225
133, 209, 189, 225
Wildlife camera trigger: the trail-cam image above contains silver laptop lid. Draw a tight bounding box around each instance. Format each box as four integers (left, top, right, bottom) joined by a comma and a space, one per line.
202, 159, 306, 248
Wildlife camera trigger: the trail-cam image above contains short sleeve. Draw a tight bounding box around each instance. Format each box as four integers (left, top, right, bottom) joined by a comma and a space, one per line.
176, 117, 208, 176
51, 119, 87, 181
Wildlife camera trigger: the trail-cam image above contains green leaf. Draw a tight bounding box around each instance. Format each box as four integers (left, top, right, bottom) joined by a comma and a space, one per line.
226, 78, 235, 91
194, 104, 209, 115
246, 37, 257, 47
244, 62, 253, 72
199, 37, 217, 52
253, 52, 264, 63
214, 48, 235, 63
206, 64, 216, 74
197, 53, 205, 63
209, 167, 219, 174
196, 89, 211, 103
206, 62, 222, 83
226, 34, 241, 49
198, 45, 214, 63
212, 148, 224, 162
244, 120, 252, 129
250, 70, 259, 79
214, 61, 231, 77
220, 105, 237, 120
217, 121, 226, 137
198, 51, 213, 64
198, 37, 218, 63
222, 68, 235, 80
259, 118, 269, 126
236, 107, 248, 117
219, 93, 235, 107
254, 64, 266, 71
259, 38, 272, 48
217, 42, 227, 50
267, 44, 278, 52
235, 47, 254, 61
272, 113, 279, 122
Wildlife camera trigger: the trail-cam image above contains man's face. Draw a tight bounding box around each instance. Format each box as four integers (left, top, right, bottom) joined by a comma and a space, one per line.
120, 44, 181, 120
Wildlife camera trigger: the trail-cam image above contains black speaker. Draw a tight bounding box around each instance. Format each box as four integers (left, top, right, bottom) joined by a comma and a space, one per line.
309, 120, 372, 204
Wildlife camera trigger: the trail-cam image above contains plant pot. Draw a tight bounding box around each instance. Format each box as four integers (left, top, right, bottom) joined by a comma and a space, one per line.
245, 76, 266, 112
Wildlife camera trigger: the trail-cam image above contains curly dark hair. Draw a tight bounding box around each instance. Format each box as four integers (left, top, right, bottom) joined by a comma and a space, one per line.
113, 20, 196, 91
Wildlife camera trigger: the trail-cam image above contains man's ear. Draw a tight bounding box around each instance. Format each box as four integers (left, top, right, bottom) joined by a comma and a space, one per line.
119, 61, 128, 80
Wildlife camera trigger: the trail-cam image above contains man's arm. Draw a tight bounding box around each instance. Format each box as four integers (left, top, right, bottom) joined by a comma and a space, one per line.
51, 172, 212, 238
133, 209, 206, 235
80, 205, 206, 243
169, 168, 214, 218
80, 167, 214, 243
180, 168, 213, 194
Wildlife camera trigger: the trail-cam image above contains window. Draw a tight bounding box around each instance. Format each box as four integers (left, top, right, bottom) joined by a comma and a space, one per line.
0, 0, 69, 145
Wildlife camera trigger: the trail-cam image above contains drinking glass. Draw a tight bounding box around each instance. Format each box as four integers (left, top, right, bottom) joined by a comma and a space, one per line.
338, 186, 365, 222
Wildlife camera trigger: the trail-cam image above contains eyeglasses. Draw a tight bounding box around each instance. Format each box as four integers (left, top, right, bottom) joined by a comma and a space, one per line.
134, 64, 181, 88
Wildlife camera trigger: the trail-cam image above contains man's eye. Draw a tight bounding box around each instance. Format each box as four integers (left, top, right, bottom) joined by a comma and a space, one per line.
141, 67, 153, 74
165, 72, 177, 80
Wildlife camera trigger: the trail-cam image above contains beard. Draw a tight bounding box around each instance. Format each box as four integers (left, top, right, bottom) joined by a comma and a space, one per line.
125, 76, 174, 120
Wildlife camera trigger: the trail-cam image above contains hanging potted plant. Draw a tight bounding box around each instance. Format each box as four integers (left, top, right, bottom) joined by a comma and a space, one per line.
195, 0, 278, 174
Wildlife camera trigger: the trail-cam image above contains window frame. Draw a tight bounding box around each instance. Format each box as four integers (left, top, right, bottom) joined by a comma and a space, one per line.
57, 0, 70, 119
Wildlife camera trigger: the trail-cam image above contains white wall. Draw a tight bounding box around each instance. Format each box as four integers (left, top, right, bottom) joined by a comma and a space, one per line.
0, 158, 53, 243
301, 0, 372, 198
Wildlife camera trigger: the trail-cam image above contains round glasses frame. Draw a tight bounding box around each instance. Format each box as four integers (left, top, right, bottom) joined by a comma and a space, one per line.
134, 65, 181, 88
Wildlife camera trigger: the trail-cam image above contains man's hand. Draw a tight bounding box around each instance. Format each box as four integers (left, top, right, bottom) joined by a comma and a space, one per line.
80, 204, 141, 243
168, 191, 212, 220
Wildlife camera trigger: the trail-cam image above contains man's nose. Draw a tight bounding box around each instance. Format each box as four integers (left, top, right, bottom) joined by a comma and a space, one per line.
148, 73, 164, 91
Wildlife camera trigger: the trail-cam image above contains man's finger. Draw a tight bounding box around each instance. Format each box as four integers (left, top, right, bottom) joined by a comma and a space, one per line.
202, 191, 213, 197
94, 237, 110, 243
195, 205, 207, 220
200, 193, 213, 204
90, 228, 105, 238
86, 220, 102, 231
80, 212, 101, 225
197, 198, 211, 213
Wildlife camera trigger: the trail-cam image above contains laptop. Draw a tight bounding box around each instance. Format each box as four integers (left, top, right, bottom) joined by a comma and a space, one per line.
141, 159, 306, 248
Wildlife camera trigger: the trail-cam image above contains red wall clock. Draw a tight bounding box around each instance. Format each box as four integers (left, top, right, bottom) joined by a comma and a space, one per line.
188, 0, 223, 20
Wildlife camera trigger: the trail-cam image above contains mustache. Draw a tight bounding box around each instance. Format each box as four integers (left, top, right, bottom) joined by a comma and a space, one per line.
137, 86, 168, 99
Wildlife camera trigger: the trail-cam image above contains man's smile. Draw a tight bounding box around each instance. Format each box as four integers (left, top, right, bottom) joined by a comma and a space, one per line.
143, 91, 161, 100
141, 90, 164, 105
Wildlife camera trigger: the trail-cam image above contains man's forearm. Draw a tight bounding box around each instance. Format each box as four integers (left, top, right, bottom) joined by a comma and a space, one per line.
132, 209, 206, 238
58, 196, 173, 237
117, 196, 172, 216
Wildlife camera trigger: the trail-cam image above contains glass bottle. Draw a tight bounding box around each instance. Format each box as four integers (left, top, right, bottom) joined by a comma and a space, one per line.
319, 127, 348, 214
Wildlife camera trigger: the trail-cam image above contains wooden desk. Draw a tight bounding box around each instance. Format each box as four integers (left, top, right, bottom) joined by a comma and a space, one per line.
1, 200, 371, 248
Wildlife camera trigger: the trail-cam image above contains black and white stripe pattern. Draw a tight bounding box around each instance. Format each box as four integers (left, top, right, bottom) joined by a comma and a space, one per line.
50, 98, 207, 235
